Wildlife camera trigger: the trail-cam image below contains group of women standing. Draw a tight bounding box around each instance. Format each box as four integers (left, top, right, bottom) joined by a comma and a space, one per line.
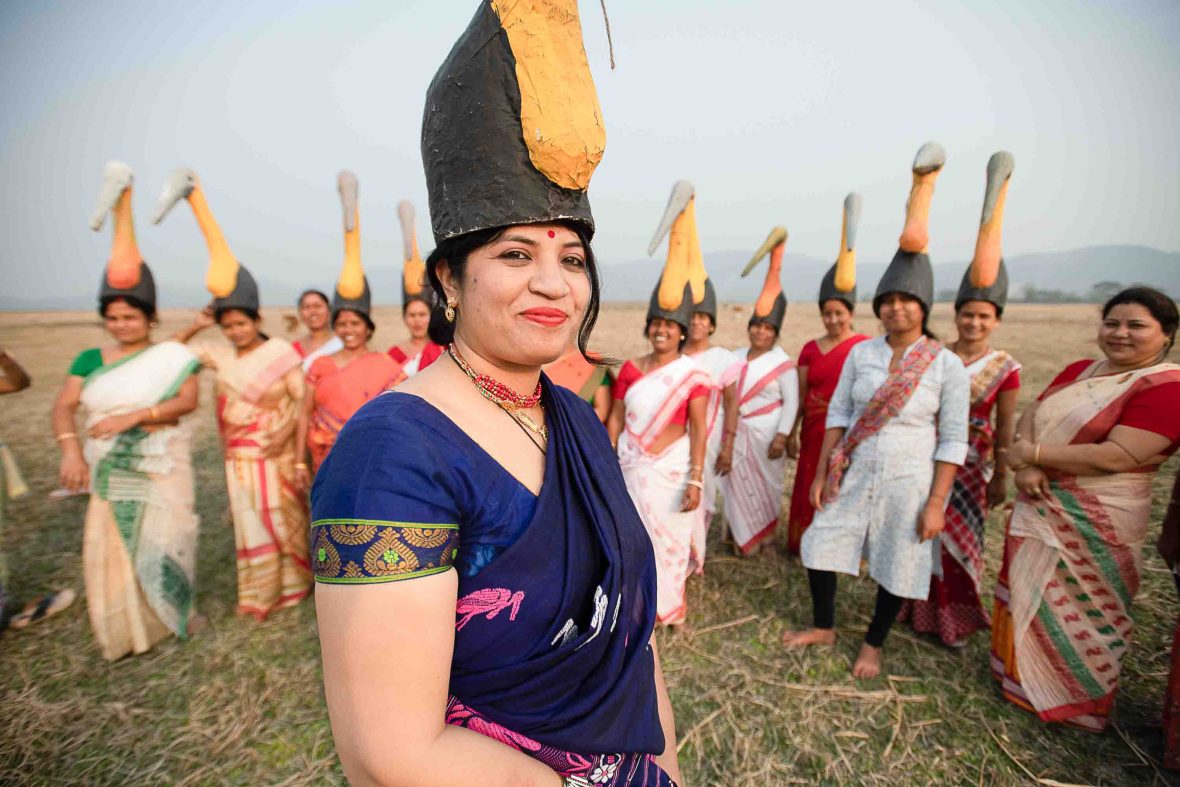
49, 161, 436, 660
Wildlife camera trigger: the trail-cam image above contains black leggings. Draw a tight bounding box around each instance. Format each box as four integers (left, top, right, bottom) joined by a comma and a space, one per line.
807, 568, 904, 648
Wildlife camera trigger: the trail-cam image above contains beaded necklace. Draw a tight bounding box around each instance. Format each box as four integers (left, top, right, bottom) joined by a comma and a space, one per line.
448, 344, 548, 445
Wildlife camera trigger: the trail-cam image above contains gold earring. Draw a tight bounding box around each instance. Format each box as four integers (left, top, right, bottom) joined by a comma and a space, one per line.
445, 297, 458, 323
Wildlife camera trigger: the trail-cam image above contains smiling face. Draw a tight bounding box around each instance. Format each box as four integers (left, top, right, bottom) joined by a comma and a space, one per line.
403, 299, 431, 342
218, 309, 262, 350
102, 299, 152, 345
333, 310, 370, 351
1098, 302, 1168, 367
299, 292, 330, 332
647, 317, 684, 354
955, 299, 999, 344
689, 311, 713, 343
820, 299, 853, 338
437, 222, 591, 368
747, 320, 777, 352
876, 292, 924, 336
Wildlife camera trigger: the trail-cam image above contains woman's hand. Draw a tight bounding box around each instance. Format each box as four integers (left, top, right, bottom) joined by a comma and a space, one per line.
1008, 439, 1036, 470
785, 430, 801, 460
88, 412, 142, 440
681, 484, 701, 512
917, 498, 945, 542
810, 476, 826, 513
987, 472, 1009, 509
193, 303, 216, 330
1014, 466, 1052, 500
714, 444, 733, 476
59, 452, 89, 492
768, 433, 788, 460
295, 464, 312, 492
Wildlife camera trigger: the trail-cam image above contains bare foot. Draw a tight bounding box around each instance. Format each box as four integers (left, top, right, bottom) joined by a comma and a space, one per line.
781, 627, 836, 649
852, 643, 882, 678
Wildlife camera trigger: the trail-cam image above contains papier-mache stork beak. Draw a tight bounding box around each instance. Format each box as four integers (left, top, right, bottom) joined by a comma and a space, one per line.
834, 192, 862, 293
898, 142, 946, 254
89, 161, 135, 231
742, 226, 788, 278
336, 170, 364, 301
398, 200, 426, 298
970, 151, 1014, 288
648, 180, 695, 257
151, 168, 197, 225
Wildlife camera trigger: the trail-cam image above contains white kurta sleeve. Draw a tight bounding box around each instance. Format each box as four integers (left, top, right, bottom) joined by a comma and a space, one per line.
824, 347, 858, 430
776, 366, 800, 435
933, 353, 970, 465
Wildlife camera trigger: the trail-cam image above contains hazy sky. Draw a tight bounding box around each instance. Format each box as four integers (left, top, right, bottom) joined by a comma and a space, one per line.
2, 0, 1178, 306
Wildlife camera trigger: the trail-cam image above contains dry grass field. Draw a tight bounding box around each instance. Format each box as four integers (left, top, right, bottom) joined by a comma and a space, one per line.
0, 302, 1177, 785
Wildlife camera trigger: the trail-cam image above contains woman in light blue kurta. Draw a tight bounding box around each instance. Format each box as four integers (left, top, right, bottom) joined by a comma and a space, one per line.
784, 140, 969, 679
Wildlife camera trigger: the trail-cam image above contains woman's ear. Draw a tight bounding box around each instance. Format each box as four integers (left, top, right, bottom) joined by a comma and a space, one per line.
435, 259, 460, 302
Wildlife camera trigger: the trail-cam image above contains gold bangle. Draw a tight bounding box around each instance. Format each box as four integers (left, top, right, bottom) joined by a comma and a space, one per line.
1033, 443, 1042, 465
149, 406, 160, 421
55, 432, 78, 442
294, 463, 308, 470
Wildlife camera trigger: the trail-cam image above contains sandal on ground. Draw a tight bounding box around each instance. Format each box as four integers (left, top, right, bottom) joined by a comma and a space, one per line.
9, 589, 77, 630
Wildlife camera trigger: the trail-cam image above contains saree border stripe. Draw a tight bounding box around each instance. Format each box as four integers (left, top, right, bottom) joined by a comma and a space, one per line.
312, 520, 460, 584
1054, 484, 1135, 606
1035, 600, 1107, 698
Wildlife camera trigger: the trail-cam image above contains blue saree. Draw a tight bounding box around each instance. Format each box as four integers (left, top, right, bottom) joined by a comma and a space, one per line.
311, 378, 674, 784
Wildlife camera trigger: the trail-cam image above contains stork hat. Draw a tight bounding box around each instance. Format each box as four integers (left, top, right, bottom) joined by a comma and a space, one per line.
90, 161, 157, 312
873, 142, 945, 315
955, 152, 1014, 314
743, 226, 789, 333
421, 0, 606, 244
398, 200, 433, 309
818, 193, 862, 310
646, 181, 709, 332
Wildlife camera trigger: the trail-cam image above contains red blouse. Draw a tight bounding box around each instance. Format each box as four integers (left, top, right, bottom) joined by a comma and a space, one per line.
612, 360, 708, 426
1039, 359, 1180, 451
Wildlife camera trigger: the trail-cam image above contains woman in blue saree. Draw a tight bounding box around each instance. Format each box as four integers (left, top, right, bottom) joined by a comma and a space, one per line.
311, 3, 680, 785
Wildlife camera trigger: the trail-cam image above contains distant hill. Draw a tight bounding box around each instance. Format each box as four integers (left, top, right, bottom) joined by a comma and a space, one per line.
2, 245, 1175, 311
599, 244, 1179, 304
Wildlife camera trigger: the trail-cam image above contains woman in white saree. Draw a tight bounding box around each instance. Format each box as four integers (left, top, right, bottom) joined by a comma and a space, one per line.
51, 162, 202, 660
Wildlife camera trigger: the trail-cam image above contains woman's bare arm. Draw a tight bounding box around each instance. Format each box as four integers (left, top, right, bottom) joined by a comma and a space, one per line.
317, 574, 562, 787
592, 384, 612, 424
649, 639, 681, 784
1013, 425, 1173, 476
52, 375, 88, 491
606, 397, 624, 450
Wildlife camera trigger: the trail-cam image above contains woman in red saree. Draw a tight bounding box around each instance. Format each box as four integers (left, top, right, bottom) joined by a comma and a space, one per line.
991, 287, 1180, 731
785, 193, 868, 555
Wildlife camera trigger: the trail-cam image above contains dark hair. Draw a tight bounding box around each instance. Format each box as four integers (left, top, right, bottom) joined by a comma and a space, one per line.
332, 308, 376, 336
216, 306, 270, 341
821, 297, 859, 316
402, 294, 433, 317
747, 316, 781, 338
100, 295, 156, 322
954, 298, 1003, 319
1102, 286, 1178, 352
425, 221, 604, 365
297, 289, 330, 308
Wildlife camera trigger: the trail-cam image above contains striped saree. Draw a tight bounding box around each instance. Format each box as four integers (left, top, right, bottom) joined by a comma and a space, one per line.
204, 339, 311, 620
991, 360, 1180, 730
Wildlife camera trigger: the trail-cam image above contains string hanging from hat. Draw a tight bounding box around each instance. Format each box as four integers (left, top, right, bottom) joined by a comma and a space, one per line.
599, 0, 615, 69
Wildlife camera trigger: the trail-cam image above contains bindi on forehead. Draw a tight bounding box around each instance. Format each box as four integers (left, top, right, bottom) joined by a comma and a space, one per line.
547, 230, 555, 238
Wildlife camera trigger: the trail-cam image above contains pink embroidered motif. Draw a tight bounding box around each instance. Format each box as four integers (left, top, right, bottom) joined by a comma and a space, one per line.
455, 588, 525, 631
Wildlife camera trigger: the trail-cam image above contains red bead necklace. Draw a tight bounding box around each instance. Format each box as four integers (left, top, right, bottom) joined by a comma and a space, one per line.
447, 343, 542, 411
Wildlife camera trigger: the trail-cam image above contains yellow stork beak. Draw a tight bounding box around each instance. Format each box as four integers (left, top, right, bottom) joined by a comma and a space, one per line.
648, 180, 705, 310
337, 170, 364, 300
89, 161, 141, 289
898, 142, 946, 254
834, 192, 862, 293
152, 168, 239, 298
743, 226, 788, 318
742, 226, 787, 277
969, 151, 1014, 288
398, 200, 425, 297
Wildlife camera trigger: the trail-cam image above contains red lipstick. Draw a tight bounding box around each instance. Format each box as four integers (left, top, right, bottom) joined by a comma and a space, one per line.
521, 307, 568, 327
